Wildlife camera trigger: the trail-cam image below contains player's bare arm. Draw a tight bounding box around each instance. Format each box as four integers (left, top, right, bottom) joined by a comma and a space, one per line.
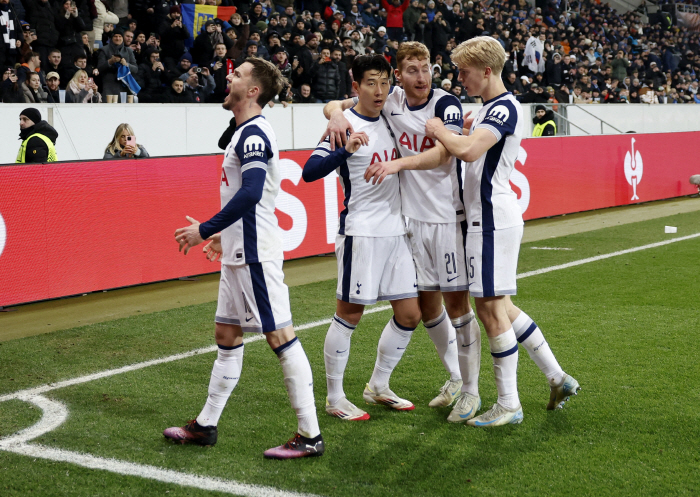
426, 117, 498, 163
322, 98, 355, 150
363, 141, 451, 185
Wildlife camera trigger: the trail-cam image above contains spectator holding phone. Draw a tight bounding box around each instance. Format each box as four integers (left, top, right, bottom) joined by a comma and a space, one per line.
65, 69, 102, 102
1, 66, 24, 102
97, 28, 138, 100
103, 123, 149, 159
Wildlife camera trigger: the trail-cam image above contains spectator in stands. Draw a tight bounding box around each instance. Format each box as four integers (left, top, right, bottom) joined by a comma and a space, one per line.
97, 28, 138, 99
45, 70, 60, 101
331, 46, 351, 99
65, 69, 101, 102
56, 0, 86, 65
163, 77, 191, 103
310, 46, 340, 102
25, 0, 59, 67
178, 65, 215, 102
208, 42, 235, 103
382, 0, 409, 42
136, 47, 167, 102
103, 123, 149, 159
17, 50, 42, 86
532, 104, 556, 136
192, 19, 233, 67
1, 66, 23, 102
158, 6, 189, 66
17, 107, 58, 163
292, 82, 316, 103
22, 71, 48, 102
0, 0, 23, 68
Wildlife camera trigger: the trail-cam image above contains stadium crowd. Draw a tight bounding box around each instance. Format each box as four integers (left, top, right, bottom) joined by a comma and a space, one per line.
1, 0, 699, 104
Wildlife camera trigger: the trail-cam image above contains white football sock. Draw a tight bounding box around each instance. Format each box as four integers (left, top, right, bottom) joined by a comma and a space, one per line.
324, 314, 356, 405
196, 344, 244, 427
369, 317, 415, 392
275, 337, 320, 439
512, 311, 565, 387
424, 307, 461, 381
488, 328, 520, 410
452, 311, 480, 396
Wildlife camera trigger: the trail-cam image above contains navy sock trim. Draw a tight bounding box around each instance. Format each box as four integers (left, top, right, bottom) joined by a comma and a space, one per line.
217, 343, 244, 350
424, 311, 447, 329
273, 336, 299, 356
517, 322, 538, 343
392, 316, 416, 332
491, 343, 519, 358
333, 315, 357, 330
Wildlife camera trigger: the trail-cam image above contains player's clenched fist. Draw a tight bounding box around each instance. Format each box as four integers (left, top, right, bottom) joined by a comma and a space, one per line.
174, 216, 204, 255
345, 131, 369, 154
425, 117, 447, 139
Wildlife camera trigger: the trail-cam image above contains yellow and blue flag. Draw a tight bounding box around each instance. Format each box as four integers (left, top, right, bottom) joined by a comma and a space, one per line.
181, 5, 238, 48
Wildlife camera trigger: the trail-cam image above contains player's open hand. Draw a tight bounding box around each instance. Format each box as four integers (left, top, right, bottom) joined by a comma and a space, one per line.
203, 233, 223, 262
174, 216, 204, 255
463, 110, 475, 134
322, 109, 354, 151
425, 117, 446, 139
364, 159, 401, 186
345, 131, 369, 154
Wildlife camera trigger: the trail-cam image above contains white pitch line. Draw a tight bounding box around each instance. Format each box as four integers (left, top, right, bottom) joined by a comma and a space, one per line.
530, 247, 573, 251
0, 396, 318, 497
2, 232, 699, 496
0, 304, 391, 403
518, 232, 700, 279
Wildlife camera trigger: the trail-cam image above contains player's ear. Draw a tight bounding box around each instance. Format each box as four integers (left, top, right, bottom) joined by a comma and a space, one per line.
394, 67, 401, 83
352, 80, 359, 94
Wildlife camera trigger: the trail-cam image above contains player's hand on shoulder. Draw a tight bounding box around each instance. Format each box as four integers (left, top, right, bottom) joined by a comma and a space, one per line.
345, 131, 368, 154
364, 158, 400, 186
174, 216, 204, 255
203, 233, 223, 262
425, 117, 446, 139
322, 109, 354, 151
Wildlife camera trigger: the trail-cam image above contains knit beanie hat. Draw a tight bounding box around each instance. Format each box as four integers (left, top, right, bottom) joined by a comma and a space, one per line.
20, 108, 41, 125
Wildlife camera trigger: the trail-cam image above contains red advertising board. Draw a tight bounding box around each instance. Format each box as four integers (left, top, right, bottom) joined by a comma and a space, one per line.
1, 132, 698, 307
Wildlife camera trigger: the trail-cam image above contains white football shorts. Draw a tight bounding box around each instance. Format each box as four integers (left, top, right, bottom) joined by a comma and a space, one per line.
406, 218, 469, 293
215, 260, 293, 333
465, 225, 523, 298
335, 234, 418, 305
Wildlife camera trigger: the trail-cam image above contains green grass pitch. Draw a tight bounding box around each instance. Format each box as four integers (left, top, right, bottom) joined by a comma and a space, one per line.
1, 211, 699, 496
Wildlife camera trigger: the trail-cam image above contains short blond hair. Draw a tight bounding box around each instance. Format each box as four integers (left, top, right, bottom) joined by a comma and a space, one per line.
396, 41, 430, 68
451, 36, 505, 75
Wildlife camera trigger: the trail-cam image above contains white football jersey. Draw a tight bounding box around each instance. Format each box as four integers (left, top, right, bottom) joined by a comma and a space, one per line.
219, 115, 284, 265
465, 92, 524, 232
383, 86, 466, 224
312, 107, 404, 237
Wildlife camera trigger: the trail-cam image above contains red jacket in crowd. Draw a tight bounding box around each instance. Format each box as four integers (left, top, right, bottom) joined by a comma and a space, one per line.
381, 0, 410, 28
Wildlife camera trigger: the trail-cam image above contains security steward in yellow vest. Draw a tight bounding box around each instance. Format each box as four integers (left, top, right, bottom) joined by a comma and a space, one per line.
16, 108, 58, 163
531, 104, 557, 137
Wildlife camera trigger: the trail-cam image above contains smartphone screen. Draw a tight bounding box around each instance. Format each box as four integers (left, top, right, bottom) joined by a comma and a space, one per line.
88, 77, 93, 85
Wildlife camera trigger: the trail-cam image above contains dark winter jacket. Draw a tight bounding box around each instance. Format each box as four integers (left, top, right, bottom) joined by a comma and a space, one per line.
310, 59, 340, 101
532, 109, 556, 136
18, 120, 58, 163
25, 0, 59, 48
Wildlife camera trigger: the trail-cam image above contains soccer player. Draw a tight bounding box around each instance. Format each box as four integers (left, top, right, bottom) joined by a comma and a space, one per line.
367, 37, 580, 427
302, 54, 422, 421
323, 42, 482, 416
165, 59, 324, 458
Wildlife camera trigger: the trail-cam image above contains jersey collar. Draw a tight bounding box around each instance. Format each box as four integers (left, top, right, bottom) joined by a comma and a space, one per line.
350, 107, 380, 122
405, 89, 434, 111
236, 114, 264, 127
482, 91, 511, 105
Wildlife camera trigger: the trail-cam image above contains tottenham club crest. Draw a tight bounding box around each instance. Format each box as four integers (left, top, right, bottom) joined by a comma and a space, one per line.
243, 135, 266, 159
624, 137, 643, 201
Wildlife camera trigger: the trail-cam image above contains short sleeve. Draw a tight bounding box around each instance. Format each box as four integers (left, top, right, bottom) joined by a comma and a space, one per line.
234, 125, 273, 173
476, 99, 518, 141
434, 94, 464, 133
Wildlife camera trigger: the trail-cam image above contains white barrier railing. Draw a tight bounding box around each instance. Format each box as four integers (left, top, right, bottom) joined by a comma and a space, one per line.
1, 102, 699, 164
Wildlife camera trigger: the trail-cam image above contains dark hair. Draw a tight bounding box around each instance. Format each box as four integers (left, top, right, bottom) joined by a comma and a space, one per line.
49, 48, 61, 56
246, 57, 284, 106
73, 54, 87, 63
351, 54, 392, 85
24, 51, 40, 63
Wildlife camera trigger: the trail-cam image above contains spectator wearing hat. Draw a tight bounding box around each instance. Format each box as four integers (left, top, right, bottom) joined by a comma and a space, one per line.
24, 0, 59, 68
191, 19, 233, 68
545, 52, 563, 88
249, 3, 268, 26
0, 0, 23, 68
532, 104, 556, 136
158, 5, 189, 66
45, 71, 60, 101
97, 27, 138, 99
16, 107, 58, 163
372, 26, 388, 54
248, 31, 270, 60
166, 51, 192, 81
100, 11, 120, 46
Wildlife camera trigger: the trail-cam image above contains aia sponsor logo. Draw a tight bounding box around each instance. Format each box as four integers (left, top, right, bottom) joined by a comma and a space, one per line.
624, 137, 643, 201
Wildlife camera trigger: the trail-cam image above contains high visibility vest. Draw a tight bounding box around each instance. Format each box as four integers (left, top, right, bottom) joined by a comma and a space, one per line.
16, 133, 57, 163
532, 120, 556, 137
